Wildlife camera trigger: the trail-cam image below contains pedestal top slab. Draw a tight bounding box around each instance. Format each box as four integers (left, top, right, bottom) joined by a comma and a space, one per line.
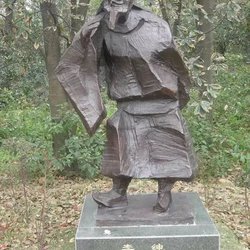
96, 193, 194, 226
76, 193, 220, 250
77, 193, 218, 237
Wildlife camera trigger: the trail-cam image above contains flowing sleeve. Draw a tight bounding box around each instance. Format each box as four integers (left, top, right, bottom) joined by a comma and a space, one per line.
55, 14, 106, 135
162, 45, 191, 109
154, 45, 192, 108
151, 16, 192, 109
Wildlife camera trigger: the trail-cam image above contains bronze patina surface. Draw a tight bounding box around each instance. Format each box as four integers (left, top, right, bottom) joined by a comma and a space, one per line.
56, 0, 197, 213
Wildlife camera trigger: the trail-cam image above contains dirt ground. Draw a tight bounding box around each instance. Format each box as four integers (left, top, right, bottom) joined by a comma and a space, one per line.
0, 174, 249, 249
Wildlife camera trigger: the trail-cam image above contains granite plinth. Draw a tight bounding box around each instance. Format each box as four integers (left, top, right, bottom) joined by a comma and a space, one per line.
76, 193, 220, 250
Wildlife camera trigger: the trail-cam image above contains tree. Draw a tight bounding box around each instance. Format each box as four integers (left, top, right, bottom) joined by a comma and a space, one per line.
39, 0, 91, 160
172, 0, 182, 37
157, 0, 183, 36
40, 1, 68, 158
196, 0, 215, 88
70, 0, 90, 41
246, 2, 250, 63
3, 0, 16, 36
158, 0, 169, 23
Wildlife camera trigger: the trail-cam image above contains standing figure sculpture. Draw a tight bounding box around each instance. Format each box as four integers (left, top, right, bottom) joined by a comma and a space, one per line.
56, 0, 197, 213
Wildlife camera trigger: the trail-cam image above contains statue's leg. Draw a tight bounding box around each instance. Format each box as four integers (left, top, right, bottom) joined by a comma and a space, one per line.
153, 178, 175, 213
92, 177, 132, 208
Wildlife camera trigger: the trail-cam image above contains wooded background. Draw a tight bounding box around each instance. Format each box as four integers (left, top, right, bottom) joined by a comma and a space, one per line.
0, 1, 249, 249
0, 0, 249, 182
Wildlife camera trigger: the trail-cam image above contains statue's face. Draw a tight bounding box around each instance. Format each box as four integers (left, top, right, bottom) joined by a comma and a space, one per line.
104, 0, 134, 29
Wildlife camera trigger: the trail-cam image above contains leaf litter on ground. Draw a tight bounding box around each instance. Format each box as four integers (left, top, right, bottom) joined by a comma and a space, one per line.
0, 173, 249, 249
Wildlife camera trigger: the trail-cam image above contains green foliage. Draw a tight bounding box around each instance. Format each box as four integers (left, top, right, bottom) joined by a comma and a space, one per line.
0, 93, 53, 179
0, 0, 47, 103
214, 0, 249, 55
0, 1, 249, 185
59, 133, 105, 178
184, 54, 249, 184
48, 108, 106, 178
0, 97, 107, 179
1, 55, 248, 184
150, 0, 248, 117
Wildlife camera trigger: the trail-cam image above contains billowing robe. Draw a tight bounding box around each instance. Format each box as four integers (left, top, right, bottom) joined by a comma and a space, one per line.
56, 5, 197, 180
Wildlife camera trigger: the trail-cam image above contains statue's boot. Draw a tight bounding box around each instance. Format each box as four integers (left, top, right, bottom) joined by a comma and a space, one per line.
153, 179, 175, 213
92, 177, 131, 208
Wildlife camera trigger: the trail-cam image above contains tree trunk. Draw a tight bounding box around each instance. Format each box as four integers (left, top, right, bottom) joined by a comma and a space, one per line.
4, 6, 13, 35
246, 4, 250, 64
40, 1, 68, 158
4, 0, 16, 37
70, 0, 90, 41
196, 0, 215, 87
158, 0, 169, 23
172, 0, 182, 37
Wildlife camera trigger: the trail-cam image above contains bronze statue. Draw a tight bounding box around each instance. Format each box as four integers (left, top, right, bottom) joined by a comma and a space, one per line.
56, 0, 197, 213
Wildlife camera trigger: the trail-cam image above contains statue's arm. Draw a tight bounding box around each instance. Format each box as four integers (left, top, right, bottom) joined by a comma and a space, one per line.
55, 15, 106, 135
141, 12, 192, 109
156, 45, 191, 109
168, 46, 191, 109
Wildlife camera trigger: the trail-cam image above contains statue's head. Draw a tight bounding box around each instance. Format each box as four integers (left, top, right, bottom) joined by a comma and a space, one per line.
104, 0, 134, 29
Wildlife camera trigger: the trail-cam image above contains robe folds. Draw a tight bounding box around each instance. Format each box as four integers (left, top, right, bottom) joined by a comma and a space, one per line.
56, 5, 197, 180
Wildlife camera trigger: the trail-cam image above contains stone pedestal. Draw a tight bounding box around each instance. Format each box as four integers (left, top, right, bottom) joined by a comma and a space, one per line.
76, 193, 220, 250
